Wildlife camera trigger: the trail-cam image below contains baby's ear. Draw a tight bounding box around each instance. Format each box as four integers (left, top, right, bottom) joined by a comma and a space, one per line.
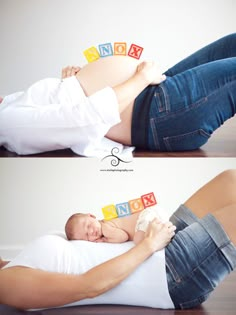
88, 213, 96, 218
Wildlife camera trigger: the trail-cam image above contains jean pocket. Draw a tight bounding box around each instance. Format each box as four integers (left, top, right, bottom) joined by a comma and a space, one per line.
163, 129, 211, 151
153, 84, 170, 113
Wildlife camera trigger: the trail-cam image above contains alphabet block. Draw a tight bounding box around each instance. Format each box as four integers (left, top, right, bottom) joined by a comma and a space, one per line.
141, 192, 157, 208
116, 202, 131, 217
114, 42, 127, 55
102, 204, 118, 220
83, 46, 100, 63
129, 198, 144, 213
99, 43, 113, 57
128, 44, 143, 59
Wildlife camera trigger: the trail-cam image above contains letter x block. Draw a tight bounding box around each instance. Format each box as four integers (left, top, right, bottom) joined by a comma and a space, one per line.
98, 42, 113, 57
114, 42, 127, 55
129, 198, 144, 213
141, 192, 157, 208
116, 202, 131, 217
102, 204, 118, 220
128, 44, 143, 59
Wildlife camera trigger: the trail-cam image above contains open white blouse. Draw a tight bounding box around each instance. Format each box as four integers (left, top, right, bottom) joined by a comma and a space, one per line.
0, 76, 133, 157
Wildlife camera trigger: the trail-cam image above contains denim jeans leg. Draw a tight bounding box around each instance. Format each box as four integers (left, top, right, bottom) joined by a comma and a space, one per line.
148, 57, 236, 151
165, 33, 236, 76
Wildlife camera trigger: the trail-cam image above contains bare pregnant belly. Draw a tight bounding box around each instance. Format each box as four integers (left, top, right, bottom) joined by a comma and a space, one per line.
76, 56, 140, 145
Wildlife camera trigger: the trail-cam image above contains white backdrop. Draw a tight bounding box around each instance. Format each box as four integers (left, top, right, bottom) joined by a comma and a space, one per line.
1, 158, 236, 258
0, 0, 235, 95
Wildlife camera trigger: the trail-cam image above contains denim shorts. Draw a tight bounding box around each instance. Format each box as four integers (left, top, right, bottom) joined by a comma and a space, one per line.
165, 204, 236, 309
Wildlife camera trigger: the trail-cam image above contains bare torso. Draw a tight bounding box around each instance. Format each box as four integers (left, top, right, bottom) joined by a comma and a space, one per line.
101, 212, 141, 240
76, 56, 140, 145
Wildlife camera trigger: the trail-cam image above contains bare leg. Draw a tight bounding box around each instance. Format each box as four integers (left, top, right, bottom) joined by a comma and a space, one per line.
184, 169, 236, 245
213, 204, 236, 245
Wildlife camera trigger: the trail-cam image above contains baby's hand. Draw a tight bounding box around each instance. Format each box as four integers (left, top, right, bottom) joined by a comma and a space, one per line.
145, 219, 176, 252
137, 61, 166, 85
61, 66, 81, 79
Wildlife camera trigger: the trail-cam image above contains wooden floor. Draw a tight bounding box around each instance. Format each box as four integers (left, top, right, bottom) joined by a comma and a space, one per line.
0, 271, 235, 315
0, 116, 236, 158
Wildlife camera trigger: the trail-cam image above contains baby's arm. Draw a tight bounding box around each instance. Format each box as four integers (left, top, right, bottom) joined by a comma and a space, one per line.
96, 223, 129, 243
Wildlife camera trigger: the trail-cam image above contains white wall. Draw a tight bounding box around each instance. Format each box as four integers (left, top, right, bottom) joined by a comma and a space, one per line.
0, 0, 235, 95
1, 158, 236, 258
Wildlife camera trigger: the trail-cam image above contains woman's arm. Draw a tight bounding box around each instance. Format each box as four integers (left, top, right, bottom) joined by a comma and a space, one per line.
112, 61, 166, 113
0, 219, 162, 310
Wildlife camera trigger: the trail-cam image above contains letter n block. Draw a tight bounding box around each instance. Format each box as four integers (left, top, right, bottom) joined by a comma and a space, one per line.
98, 42, 113, 57
102, 204, 118, 220
141, 192, 157, 208
128, 44, 144, 59
114, 42, 127, 55
129, 198, 144, 213
83, 46, 100, 63
116, 202, 131, 217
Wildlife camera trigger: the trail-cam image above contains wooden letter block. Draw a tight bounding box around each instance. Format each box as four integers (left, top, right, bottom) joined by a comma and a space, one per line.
129, 198, 144, 213
102, 204, 118, 220
141, 192, 157, 208
128, 44, 143, 59
98, 42, 113, 57
116, 202, 131, 217
83, 46, 100, 63
114, 42, 127, 55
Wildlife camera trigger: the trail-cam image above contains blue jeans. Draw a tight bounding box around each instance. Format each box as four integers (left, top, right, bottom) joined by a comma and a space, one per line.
131, 33, 236, 151
166, 205, 236, 309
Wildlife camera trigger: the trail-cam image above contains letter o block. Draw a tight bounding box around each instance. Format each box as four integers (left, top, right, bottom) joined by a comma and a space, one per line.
114, 42, 127, 55
129, 198, 144, 213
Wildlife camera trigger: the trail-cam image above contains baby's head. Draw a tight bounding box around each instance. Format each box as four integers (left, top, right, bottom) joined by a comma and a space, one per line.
65, 213, 102, 241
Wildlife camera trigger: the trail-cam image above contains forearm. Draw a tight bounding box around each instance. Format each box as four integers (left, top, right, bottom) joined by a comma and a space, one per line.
113, 72, 150, 113
133, 230, 145, 244
0, 239, 155, 310
82, 238, 155, 297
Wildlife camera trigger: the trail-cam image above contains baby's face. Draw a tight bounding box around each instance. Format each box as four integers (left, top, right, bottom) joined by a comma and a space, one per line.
74, 215, 102, 241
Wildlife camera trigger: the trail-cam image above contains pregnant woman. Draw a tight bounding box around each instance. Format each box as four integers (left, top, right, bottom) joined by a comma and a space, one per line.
0, 33, 235, 156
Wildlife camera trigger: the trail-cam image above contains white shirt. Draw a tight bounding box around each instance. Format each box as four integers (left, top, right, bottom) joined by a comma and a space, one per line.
4, 234, 174, 309
0, 76, 133, 157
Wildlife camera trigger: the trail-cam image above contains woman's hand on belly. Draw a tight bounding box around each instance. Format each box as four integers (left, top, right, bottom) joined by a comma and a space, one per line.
137, 61, 166, 85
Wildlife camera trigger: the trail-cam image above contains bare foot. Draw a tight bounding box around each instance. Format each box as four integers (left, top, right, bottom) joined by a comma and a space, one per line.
0, 258, 10, 269
0, 97, 3, 104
